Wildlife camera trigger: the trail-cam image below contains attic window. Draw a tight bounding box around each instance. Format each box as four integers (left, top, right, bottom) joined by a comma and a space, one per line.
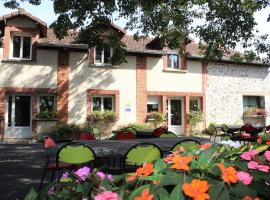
94, 46, 113, 64
11, 35, 32, 60
167, 54, 179, 69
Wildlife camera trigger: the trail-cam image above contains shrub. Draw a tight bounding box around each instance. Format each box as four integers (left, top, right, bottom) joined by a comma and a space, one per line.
187, 110, 204, 135
36, 110, 57, 120
87, 110, 117, 139
117, 123, 152, 131
50, 123, 81, 141
146, 111, 166, 128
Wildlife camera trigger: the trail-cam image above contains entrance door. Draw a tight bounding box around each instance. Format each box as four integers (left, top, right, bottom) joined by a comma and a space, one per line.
168, 98, 183, 135
5, 94, 32, 139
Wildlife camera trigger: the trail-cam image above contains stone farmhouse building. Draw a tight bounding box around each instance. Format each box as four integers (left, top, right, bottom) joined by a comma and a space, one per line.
0, 9, 269, 139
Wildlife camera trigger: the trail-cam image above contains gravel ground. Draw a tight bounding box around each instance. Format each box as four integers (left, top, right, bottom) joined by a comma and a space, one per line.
0, 144, 47, 200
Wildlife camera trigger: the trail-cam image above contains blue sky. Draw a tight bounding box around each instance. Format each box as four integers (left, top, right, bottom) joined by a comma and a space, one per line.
0, 0, 269, 45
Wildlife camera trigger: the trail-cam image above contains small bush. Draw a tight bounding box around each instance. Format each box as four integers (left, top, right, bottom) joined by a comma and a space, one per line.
50, 123, 81, 141
187, 110, 204, 135
146, 112, 166, 128
36, 110, 57, 119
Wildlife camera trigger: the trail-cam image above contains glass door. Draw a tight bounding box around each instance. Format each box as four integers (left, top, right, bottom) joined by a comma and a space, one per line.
5, 94, 32, 138
168, 98, 183, 135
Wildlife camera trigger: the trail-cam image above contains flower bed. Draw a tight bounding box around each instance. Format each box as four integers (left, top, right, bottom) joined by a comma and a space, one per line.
26, 139, 270, 200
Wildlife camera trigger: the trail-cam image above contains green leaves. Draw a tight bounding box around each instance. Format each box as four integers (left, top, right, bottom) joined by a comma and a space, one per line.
24, 188, 37, 200
209, 182, 229, 200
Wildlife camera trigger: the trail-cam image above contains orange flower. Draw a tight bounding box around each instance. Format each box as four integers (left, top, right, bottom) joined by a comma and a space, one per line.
243, 196, 260, 200
127, 163, 154, 182
182, 179, 210, 200
217, 163, 238, 185
257, 137, 262, 143
134, 188, 154, 200
136, 163, 154, 176
152, 180, 160, 185
266, 141, 270, 145
170, 155, 193, 171
199, 143, 211, 150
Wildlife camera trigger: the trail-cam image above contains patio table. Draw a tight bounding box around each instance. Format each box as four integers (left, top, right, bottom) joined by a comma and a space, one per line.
46, 136, 209, 169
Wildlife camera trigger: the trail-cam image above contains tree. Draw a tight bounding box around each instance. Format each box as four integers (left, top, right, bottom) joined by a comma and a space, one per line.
3, 0, 270, 63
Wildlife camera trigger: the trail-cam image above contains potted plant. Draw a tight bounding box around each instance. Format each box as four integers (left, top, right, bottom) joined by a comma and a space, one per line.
87, 110, 117, 139
187, 110, 204, 135
34, 110, 58, 139
146, 111, 166, 128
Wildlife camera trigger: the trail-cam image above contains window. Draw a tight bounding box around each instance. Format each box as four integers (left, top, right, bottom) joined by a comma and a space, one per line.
94, 46, 112, 64
11, 35, 32, 60
243, 96, 265, 112
167, 54, 179, 69
190, 97, 201, 111
39, 95, 56, 112
92, 96, 114, 111
147, 96, 161, 113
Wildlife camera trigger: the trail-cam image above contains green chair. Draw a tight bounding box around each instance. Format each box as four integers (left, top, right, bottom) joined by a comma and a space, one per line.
209, 124, 226, 142
123, 127, 137, 135
159, 131, 177, 138
123, 143, 163, 172
171, 139, 200, 152
56, 142, 96, 177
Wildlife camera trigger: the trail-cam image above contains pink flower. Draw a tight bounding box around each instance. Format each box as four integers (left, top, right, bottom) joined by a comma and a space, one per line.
257, 164, 270, 172
75, 167, 91, 181
264, 151, 270, 162
248, 161, 259, 169
107, 174, 113, 181
237, 171, 253, 185
97, 171, 106, 179
248, 161, 269, 172
94, 191, 120, 200
240, 150, 259, 161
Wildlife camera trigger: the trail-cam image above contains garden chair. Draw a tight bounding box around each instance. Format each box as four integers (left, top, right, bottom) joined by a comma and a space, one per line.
209, 124, 226, 142
40, 142, 96, 190
115, 130, 137, 140
221, 124, 239, 138
159, 131, 177, 138
122, 126, 137, 135
79, 132, 96, 141
152, 126, 168, 138
171, 139, 200, 152
39, 136, 74, 191
122, 143, 163, 172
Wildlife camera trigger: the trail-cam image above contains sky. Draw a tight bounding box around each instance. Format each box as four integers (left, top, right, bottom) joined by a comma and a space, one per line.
0, 0, 269, 51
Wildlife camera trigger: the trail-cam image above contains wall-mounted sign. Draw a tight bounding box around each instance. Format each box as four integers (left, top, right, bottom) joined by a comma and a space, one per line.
124, 102, 132, 112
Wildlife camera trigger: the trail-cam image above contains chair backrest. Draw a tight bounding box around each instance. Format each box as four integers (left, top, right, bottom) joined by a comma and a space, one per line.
171, 139, 200, 152
240, 123, 256, 134
221, 124, 230, 132
209, 124, 217, 135
79, 132, 96, 141
152, 127, 168, 138
123, 127, 137, 135
124, 143, 163, 165
44, 136, 56, 149
56, 142, 96, 166
115, 131, 136, 140
159, 131, 177, 138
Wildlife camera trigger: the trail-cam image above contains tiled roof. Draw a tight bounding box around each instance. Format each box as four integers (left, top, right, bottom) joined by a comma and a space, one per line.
0, 8, 47, 27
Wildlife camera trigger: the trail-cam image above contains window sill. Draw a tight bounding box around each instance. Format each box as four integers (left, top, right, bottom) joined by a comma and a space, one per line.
1, 59, 35, 64
163, 68, 188, 73
89, 63, 119, 68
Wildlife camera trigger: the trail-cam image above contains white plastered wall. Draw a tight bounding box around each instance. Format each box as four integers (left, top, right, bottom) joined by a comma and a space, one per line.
0, 50, 57, 88
68, 52, 137, 125
147, 58, 203, 93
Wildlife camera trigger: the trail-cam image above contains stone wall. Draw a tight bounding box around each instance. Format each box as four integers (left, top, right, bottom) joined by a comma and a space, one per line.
206, 63, 270, 125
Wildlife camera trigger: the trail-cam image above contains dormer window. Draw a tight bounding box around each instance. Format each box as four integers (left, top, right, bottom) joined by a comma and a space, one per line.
11, 35, 32, 60
167, 54, 179, 69
94, 46, 113, 64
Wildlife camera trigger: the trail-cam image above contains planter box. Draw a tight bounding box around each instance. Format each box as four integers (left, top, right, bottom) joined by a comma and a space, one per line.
243, 116, 265, 126
34, 118, 58, 136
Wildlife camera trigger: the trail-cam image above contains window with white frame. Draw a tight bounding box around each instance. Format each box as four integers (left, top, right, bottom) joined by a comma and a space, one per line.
11, 34, 32, 60
167, 54, 179, 69
38, 95, 56, 112
94, 46, 113, 64
190, 97, 201, 111
92, 95, 114, 111
147, 96, 161, 113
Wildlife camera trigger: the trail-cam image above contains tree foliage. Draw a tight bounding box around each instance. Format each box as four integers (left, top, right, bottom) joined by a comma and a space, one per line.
3, 0, 270, 63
